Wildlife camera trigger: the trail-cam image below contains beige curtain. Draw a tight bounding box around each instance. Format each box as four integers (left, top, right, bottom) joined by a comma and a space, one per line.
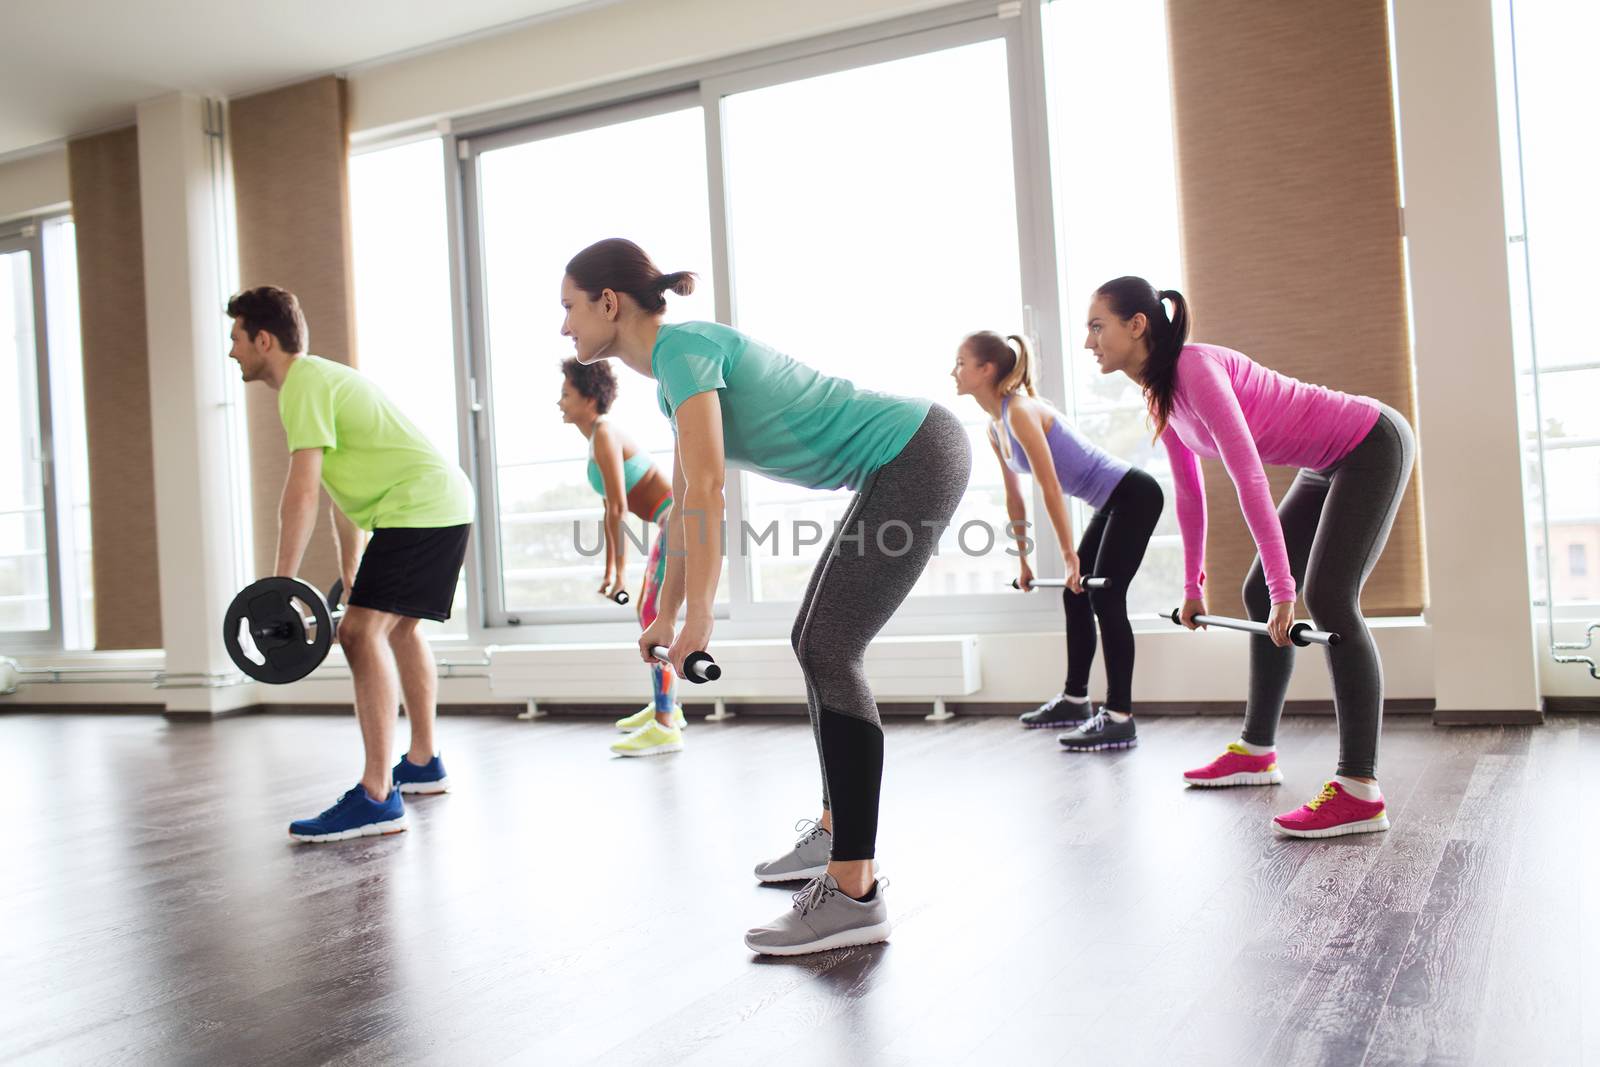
1166, 0, 1425, 614
229, 75, 358, 584
67, 126, 162, 650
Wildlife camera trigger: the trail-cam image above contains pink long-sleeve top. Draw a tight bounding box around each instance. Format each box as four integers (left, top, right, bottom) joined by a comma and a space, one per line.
1160, 344, 1380, 604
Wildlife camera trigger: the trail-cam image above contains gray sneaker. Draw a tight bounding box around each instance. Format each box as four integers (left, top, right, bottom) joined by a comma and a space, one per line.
753, 819, 833, 883
1058, 707, 1138, 751
744, 874, 892, 956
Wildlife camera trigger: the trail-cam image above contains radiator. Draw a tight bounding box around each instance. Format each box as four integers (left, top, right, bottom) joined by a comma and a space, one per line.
489, 635, 981, 721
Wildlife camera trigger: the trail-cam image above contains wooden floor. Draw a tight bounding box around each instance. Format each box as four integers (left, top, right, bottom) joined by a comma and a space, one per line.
4, 709, 1597, 1066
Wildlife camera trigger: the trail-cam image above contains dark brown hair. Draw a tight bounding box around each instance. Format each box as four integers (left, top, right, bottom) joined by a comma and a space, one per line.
963, 331, 1037, 397
226, 285, 308, 354
565, 238, 695, 314
1094, 276, 1191, 436
561, 357, 617, 415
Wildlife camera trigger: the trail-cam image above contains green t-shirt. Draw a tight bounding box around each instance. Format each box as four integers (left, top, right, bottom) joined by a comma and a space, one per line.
278, 356, 474, 531
653, 322, 930, 492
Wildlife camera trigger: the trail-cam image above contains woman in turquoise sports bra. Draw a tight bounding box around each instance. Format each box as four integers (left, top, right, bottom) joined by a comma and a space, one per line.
558, 358, 684, 756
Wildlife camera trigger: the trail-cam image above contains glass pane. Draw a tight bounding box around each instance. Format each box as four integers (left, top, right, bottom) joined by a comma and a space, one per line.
1045, 0, 1184, 606
0, 249, 48, 632
476, 105, 722, 615
43, 218, 93, 648
1046, 0, 1183, 402
350, 138, 469, 635
722, 38, 1024, 601
1503, 0, 1600, 605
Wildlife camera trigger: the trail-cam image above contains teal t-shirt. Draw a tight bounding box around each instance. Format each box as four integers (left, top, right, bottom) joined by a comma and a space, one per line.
652, 322, 930, 492
278, 355, 474, 531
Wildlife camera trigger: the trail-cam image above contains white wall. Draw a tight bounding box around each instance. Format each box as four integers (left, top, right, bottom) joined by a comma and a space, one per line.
1392, 0, 1542, 716
0, 147, 69, 222
136, 93, 255, 715
348, 0, 951, 140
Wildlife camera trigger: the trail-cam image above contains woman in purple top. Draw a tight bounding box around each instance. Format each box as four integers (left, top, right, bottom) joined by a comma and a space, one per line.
953, 331, 1163, 753
1088, 276, 1416, 839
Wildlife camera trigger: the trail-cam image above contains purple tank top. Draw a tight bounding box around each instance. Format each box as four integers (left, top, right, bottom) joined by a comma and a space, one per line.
997, 394, 1130, 510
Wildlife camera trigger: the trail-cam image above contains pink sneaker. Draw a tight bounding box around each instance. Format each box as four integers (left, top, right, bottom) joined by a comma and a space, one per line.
1181, 743, 1285, 787
1272, 781, 1390, 838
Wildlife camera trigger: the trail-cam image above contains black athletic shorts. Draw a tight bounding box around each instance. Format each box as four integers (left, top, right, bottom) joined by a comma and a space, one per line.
348, 524, 471, 622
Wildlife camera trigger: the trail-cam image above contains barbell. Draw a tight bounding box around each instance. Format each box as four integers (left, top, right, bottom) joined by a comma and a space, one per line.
1010, 576, 1109, 590
1163, 608, 1341, 648
223, 577, 345, 684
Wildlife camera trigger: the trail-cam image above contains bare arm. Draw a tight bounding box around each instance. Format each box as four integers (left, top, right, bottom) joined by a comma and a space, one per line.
653, 434, 692, 625
668, 391, 726, 623
274, 448, 324, 578
591, 422, 629, 590
329, 504, 363, 594
1008, 398, 1078, 571
989, 427, 1032, 568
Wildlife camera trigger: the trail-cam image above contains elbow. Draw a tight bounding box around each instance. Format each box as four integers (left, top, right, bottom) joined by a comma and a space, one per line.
685, 477, 725, 502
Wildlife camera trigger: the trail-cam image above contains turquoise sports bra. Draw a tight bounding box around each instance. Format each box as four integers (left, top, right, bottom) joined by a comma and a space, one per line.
586, 421, 655, 497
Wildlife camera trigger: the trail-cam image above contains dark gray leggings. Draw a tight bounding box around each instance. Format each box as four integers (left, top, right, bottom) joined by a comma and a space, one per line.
1240, 404, 1416, 779
791, 404, 971, 861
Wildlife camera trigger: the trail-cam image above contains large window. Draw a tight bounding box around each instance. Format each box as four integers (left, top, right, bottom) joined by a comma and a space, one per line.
350, 137, 468, 636
435, 3, 1195, 633
1044, 0, 1184, 616
1499, 0, 1600, 608
0, 218, 91, 648
720, 37, 1024, 602
467, 101, 721, 623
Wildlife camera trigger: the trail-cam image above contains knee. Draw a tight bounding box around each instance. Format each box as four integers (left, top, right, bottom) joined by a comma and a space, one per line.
1241, 570, 1270, 619
337, 612, 384, 655
1301, 576, 1351, 627
386, 618, 421, 647
1086, 591, 1124, 624
794, 639, 826, 683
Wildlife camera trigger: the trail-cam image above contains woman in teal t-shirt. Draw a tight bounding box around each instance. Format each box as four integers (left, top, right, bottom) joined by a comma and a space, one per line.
557, 357, 683, 754
559, 238, 971, 956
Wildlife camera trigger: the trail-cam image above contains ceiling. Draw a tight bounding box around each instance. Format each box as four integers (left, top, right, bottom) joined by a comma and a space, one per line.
0, 0, 597, 159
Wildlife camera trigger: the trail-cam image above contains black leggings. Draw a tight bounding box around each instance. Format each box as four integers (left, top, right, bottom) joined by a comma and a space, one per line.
1062, 468, 1164, 713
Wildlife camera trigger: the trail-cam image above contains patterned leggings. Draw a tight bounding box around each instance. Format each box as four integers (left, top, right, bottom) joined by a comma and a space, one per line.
638, 508, 677, 712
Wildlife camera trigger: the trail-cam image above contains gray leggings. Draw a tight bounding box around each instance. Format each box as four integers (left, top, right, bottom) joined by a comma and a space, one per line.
1240, 403, 1416, 779
791, 404, 971, 861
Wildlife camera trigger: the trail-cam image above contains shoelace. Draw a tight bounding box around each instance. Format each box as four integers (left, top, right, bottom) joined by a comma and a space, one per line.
1078, 708, 1110, 734
792, 876, 837, 915
1304, 781, 1340, 811
315, 786, 364, 821
791, 818, 826, 849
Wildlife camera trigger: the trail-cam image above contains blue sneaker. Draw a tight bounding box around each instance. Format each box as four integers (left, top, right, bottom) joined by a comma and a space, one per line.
393, 753, 450, 794
289, 784, 407, 843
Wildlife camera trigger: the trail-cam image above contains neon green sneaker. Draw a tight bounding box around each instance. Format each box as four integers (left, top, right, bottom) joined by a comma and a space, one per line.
614, 705, 687, 731
610, 721, 685, 758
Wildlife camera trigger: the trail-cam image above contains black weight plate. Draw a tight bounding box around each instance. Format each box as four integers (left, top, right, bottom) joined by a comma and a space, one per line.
223, 576, 334, 684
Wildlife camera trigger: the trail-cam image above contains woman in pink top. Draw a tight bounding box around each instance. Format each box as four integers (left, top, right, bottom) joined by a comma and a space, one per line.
1087, 276, 1415, 839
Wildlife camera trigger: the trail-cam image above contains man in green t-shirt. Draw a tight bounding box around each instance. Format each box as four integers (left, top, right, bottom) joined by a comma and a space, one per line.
226, 286, 474, 843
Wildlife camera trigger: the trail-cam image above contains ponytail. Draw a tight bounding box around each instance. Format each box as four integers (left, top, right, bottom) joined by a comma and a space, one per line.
1094, 276, 1191, 437
653, 271, 696, 298
964, 330, 1037, 397
566, 238, 698, 314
